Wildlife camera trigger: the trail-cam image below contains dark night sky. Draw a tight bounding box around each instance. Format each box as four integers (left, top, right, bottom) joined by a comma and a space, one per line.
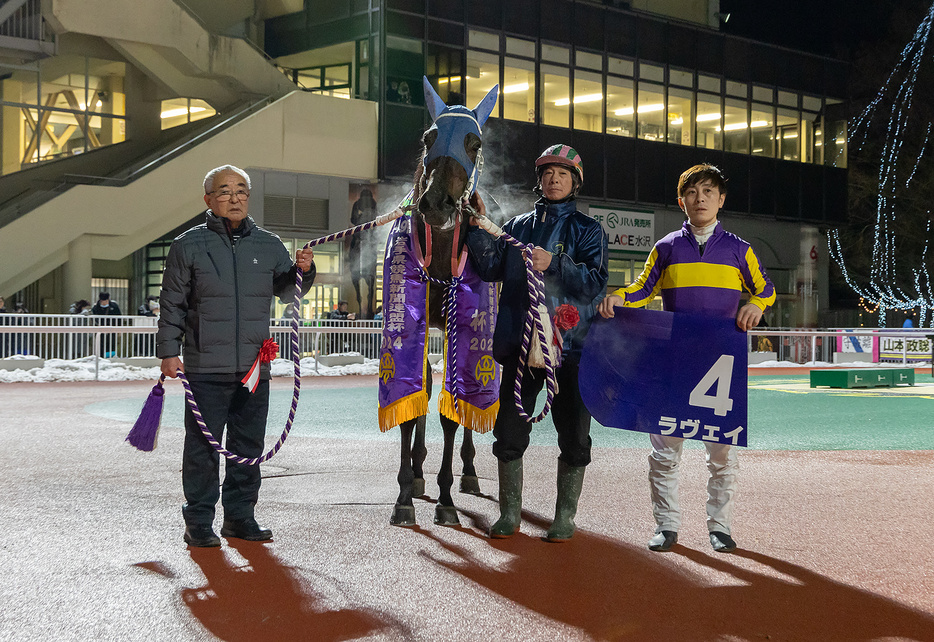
718, 0, 911, 59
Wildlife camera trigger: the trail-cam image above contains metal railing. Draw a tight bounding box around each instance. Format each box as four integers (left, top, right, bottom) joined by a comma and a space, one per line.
0, 317, 928, 380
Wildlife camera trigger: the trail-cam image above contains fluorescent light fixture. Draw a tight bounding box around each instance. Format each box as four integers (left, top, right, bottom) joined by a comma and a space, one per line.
783, 132, 798, 139
503, 82, 529, 94
613, 103, 664, 116
161, 106, 207, 119
696, 112, 721, 122
669, 117, 684, 125
554, 93, 603, 106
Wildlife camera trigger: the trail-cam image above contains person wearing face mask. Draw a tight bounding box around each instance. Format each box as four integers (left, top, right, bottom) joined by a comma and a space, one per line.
466, 145, 609, 542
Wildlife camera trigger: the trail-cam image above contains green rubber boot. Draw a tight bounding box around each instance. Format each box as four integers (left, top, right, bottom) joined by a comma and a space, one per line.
489, 458, 523, 538
545, 460, 586, 542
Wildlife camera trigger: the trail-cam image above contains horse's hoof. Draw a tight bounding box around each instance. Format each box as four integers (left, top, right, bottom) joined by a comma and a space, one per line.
390, 505, 416, 526
459, 475, 482, 495
412, 477, 426, 497
433, 505, 460, 527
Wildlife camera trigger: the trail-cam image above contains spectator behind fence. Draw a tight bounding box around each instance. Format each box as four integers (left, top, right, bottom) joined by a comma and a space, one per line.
92, 292, 121, 358
0, 296, 6, 313
138, 295, 160, 317
329, 300, 356, 321
70, 299, 93, 315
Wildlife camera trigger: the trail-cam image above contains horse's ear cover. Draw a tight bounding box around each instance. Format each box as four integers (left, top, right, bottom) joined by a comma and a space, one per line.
423, 76, 448, 122
473, 85, 499, 127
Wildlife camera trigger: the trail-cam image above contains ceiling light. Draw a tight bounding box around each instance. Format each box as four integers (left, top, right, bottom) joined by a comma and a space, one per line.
554, 93, 603, 106
503, 82, 529, 94
696, 112, 721, 122
160, 106, 207, 119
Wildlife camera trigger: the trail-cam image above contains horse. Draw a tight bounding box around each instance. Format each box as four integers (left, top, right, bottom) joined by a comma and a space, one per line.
387, 78, 499, 527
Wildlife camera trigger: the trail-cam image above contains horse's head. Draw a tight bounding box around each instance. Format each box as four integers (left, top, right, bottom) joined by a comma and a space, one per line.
416, 78, 498, 231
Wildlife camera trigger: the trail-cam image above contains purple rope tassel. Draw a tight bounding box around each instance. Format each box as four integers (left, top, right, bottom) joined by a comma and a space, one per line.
125, 375, 166, 451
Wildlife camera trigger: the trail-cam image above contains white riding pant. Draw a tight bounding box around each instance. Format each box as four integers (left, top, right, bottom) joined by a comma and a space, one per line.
648, 433, 739, 535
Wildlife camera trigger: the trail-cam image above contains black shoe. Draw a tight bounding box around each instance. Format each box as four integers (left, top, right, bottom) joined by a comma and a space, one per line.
648, 530, 678, 551
184, 524, 221, 547
221, 517, 273, 541
710, 531, 737, 553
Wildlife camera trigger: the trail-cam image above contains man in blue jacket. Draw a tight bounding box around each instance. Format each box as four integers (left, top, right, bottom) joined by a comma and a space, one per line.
467, 145, 608, 541
158, 164, 315, 547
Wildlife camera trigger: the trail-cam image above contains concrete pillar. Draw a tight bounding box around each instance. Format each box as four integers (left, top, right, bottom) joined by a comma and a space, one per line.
64, 235, 93, 307
122, 65, 162, 143
0, 79, 23, 175
795, 225, 820, 327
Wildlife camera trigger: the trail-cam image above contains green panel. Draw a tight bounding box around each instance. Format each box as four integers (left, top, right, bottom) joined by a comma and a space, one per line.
810, 369, 915, 389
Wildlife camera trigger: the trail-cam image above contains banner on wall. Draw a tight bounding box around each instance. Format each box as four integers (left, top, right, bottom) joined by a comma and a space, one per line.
878, 335, 931, 363
588, 206, 655, 254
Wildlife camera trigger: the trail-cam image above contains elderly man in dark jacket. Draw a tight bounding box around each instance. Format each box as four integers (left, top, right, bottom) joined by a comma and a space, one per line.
157, 164, 315, 547
467, 145, 608, 542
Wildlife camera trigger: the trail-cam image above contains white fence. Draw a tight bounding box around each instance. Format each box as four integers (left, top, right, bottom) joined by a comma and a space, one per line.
0, 314, 930, 379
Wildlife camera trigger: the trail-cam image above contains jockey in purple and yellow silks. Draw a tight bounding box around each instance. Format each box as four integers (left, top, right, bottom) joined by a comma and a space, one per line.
598, 163, 774, 556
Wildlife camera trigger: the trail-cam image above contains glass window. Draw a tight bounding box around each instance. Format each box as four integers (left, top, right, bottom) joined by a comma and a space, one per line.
608, 57, 634, 77
723, 97, 748, 154
575, 50, 602, 71
696, 92, 721, 150
87, 59, 126, 117
667, 87, 693, 145
778, 90, 798, 107
637, 81, 665, 141
468, 30, 499, 51
812, 120, 824, 165
803, 95, 822, 112
506, 36, 534, 58
726, 80, 746, 98
161, 98, 217, 130
427, 45, 464, 104
750, 102, 774, 157
541, 64, 569, 128
777, 107, 799, 161
639, 62, 664, 83
698, 74, 720, 93
467, 50, 501, 117
824, 98, 847, 168
573, 70, 603, 132
802, 111, 820, 164
607, 75, 635, 137
670, 69, 692, 88
542, 44, 570, 65
501, 56, 535, 123
752, 85, 773, 103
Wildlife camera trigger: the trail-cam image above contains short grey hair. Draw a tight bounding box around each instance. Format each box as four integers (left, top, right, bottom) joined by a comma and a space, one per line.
203, 164, 251, 194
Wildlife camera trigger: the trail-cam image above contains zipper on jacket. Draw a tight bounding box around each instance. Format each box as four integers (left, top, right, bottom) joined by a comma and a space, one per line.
232, 238, 240, 370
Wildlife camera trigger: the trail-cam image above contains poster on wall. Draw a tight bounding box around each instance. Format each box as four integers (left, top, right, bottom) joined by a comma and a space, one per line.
588, 206, 655, 254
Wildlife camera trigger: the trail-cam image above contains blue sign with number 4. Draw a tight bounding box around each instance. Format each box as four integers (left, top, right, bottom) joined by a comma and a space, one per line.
580, 307, 748, 447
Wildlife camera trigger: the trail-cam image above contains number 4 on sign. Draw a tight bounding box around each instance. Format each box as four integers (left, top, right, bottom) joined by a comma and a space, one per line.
688, 355, 735, 417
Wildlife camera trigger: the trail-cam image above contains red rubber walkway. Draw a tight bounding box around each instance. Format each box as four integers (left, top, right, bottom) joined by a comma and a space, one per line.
1, 374, 933, 641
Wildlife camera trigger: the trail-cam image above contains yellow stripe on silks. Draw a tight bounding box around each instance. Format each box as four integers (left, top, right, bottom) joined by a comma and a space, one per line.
745, 246, 777, 309
379, 391, 430, 432
660, 262, 743, 290
439, 390, 500, 434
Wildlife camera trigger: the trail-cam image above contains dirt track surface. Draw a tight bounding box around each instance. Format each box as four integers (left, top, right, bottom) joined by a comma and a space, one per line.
2, 377, 933, 641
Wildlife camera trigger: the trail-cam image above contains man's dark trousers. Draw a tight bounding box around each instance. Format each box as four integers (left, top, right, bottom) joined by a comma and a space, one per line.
182, 378, 269, 526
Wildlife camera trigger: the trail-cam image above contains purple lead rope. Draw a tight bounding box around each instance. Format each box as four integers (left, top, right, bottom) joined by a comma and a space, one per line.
175, 202, 410, 465
469, 210, 558, 424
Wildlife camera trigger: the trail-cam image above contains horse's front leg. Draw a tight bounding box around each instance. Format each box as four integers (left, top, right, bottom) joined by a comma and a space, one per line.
390, 418, 417, 526
434, 414, 460, 526
459, 427, 482, 495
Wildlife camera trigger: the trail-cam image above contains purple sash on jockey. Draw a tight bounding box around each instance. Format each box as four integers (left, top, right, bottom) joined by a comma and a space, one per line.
378, 210, 500, 433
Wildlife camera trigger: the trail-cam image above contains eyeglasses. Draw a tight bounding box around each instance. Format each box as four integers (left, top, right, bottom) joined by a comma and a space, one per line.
209, 189, 250, 201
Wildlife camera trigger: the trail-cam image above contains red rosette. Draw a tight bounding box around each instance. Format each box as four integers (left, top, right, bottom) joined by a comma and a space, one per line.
259, 338, 279, 363
553, 304, 580, 331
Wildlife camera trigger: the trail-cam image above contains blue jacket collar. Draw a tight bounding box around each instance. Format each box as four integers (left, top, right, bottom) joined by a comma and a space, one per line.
534, 198, 578, 222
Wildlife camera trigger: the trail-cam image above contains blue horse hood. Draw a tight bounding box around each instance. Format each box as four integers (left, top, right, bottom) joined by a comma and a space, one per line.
466, 198, 609, 361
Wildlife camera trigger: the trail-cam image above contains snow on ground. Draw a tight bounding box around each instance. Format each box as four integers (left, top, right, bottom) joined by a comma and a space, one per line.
0, 354, 447, 383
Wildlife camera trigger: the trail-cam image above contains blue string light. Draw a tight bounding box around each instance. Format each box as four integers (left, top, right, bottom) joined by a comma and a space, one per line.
829, 2, 934, 327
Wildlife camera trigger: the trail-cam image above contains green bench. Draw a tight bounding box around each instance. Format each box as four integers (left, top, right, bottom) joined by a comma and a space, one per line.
809, 368, 915, 389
